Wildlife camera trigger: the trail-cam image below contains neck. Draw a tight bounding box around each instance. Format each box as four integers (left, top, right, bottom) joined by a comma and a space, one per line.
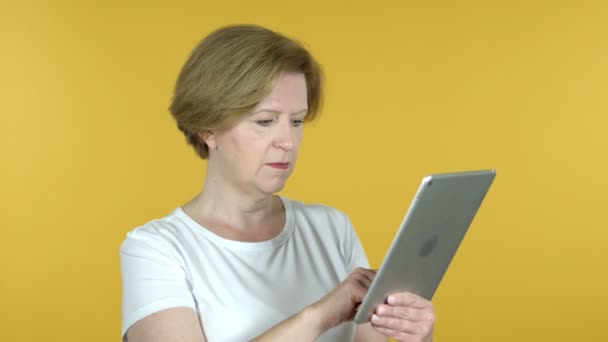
183, 166, 282, 237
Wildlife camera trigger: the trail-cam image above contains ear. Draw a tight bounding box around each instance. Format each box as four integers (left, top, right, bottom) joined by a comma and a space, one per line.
198, 130, 217, 150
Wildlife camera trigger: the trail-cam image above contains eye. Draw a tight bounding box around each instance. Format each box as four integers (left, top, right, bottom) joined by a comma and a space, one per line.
291, 119, 304, 127
256, 119, 275, 126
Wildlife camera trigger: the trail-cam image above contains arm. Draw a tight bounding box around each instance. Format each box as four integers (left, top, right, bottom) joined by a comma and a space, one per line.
125, 268, 377, 342
126, 307, 206, 342
253, 267, 377, 341
355, 323, 390, 342
125, 301, 325, 342
120, 231, 341, 342
122, 213, 382, 342
121, 232, 203, 342
251, 305, 326, 341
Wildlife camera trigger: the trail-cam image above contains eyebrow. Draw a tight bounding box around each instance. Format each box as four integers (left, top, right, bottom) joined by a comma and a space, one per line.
250, 108, 308, 116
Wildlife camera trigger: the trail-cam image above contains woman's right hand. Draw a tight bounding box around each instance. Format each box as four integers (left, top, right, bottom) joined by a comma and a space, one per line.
311, 267, 377, 330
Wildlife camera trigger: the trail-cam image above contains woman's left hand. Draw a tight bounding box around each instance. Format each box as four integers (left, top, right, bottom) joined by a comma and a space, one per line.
370, 292, 435, 342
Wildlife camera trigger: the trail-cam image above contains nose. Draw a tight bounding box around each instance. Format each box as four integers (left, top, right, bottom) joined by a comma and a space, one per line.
272, 120, 295, 151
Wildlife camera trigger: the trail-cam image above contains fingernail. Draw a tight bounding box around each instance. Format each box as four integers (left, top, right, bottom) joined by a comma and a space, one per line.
377, 306, 385, 314
388, 296, 396, 304
371, 314, 380, 322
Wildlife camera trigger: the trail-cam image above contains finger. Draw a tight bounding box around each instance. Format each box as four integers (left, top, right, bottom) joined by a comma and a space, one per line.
370, 314, 419, 334
349, 272, 371, 290
352, 268, 376, 288
372, 314, 434, 339
387, 292, 432, 309
355, 267, 377, 281
350, 279, 369, 303
372, 325, 418, 341
356, 276, 373, 290
375, 305, 431, 322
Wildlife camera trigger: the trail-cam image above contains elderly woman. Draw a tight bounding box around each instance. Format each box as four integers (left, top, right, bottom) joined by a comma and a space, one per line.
121, 25, 435, 342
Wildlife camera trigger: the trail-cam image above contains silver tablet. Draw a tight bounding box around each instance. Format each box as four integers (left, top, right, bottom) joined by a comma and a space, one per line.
353, 170, 496, 324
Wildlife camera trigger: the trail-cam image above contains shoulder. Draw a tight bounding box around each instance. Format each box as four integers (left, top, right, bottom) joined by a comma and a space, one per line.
120, 209, 192, 263
281, 196, 368, 271
281, 196, 354, 246
283, 196, 350, 227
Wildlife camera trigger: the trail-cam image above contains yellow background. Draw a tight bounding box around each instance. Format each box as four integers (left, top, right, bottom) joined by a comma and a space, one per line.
1, 0, 607, 341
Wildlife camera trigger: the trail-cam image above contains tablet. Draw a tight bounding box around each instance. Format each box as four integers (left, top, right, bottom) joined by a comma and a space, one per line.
353, 170, 496, 324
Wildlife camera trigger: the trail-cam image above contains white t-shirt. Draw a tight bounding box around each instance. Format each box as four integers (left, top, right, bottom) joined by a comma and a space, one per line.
120, 196, 370, 341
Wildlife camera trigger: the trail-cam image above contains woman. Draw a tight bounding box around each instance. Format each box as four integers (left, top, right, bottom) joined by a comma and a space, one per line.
121, 24, 435, 342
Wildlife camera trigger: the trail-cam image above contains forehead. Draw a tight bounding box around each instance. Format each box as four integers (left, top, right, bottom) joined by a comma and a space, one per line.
255, 72, 308, 109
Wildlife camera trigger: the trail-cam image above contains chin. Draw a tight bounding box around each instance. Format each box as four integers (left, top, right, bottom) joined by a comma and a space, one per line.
259, 180, 287, 194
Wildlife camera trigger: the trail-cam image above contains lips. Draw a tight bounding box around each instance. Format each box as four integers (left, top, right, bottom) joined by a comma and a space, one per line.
267, 162, 290, 170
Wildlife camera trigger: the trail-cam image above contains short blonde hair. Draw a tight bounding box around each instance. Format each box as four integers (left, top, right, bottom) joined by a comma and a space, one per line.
169, 24, 324, 159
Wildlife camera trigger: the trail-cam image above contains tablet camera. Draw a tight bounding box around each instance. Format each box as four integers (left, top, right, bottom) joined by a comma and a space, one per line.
419, 234, 439, 258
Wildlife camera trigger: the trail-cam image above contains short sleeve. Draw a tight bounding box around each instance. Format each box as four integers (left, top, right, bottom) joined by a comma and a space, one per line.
343, 214, 371, 272
120, 228, 196, 339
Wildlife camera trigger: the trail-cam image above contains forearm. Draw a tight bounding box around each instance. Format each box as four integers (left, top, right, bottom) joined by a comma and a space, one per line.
251, 304, 327, 341
355, 322, 389, 342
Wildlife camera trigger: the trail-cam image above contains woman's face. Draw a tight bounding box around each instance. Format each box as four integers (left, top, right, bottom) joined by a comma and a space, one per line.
207, 72, 308, 196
